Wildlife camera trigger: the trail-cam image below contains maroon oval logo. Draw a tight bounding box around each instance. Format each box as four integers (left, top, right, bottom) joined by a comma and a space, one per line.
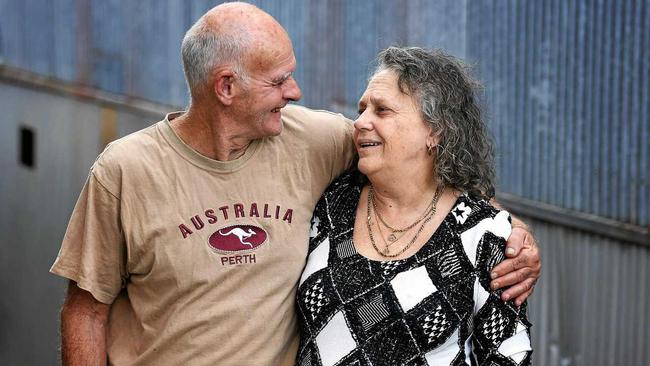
208, 225, 268, 253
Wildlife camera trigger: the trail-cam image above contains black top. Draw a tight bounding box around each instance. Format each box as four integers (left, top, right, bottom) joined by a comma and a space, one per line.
296, 172, 532, 366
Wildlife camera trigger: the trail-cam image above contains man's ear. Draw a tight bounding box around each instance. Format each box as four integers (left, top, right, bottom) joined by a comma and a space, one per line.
214, 69, 237, 105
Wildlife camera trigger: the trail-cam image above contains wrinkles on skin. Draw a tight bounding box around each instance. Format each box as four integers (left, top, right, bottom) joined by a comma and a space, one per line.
490, 226, 541, 305
61, 281, 110, 366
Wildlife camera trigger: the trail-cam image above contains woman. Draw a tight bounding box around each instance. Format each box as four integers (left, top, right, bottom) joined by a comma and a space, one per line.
296, 47, 532, 365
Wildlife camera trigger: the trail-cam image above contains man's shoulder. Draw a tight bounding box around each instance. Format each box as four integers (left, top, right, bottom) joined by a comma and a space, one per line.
279, 104, 354, 151
92, 120, 165, 175
282, 103, 350, 122
281, 104, 353, 132
98, 123, 160, 161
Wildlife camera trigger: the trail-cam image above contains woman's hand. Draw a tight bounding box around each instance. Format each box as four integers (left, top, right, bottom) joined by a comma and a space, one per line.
490, 224, 541, 306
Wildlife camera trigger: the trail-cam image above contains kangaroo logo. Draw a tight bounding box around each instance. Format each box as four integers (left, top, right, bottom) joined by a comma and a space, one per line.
208, 225, 268, 254
219, 228, 256, 248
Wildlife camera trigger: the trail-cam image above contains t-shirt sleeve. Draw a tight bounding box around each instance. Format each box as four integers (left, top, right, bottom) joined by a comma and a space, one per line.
50, 170, 127, 304
324, 114, 356, 184
471, 210, 533, 365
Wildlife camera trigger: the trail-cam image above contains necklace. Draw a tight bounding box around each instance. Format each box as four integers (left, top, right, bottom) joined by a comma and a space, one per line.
366, 185, 444, 258
374, 210, 420, 256
370, 185, 435, 242
374, 207, 405, 251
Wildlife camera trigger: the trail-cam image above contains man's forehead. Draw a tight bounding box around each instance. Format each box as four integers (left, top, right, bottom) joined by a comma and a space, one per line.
248, 45, 296, 74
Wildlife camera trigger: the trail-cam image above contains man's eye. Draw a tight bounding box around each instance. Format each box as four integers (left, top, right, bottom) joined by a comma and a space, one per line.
357, 108, 365, 115
272, 78, 287, 86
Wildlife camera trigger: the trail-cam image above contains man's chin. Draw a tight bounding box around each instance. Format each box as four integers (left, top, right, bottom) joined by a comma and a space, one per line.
265, 116, 283, 136
269, 126, 283, 136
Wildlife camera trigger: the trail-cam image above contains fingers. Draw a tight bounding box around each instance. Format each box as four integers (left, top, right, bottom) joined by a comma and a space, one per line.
490, 267, 533, 290
490, 241, 541, 306
514, 288, 534, 306
527, 240, 542, 276
505, 227, 526, 257
501, 277, 536, 305
491, 254, 529, 279
492, 238, 541, 279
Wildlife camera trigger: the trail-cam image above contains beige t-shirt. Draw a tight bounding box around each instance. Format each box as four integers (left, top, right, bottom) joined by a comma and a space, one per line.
51, 104, 355, 366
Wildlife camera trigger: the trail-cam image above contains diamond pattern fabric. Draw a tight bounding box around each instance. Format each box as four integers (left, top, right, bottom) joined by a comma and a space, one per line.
296, 172, 532, 365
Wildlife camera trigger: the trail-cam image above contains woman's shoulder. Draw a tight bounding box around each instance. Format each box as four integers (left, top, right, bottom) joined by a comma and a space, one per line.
311, 170, 362, 236
449, 193, 509, 232
321, 169, 364, 200
447, 193, 511, 257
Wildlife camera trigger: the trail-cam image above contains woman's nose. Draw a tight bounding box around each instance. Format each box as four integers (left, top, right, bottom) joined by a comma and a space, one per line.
354, 110, 373, 131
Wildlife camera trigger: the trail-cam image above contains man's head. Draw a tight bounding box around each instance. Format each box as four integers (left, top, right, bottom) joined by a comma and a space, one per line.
181, 4, 252, 95
181, 2, 301, 138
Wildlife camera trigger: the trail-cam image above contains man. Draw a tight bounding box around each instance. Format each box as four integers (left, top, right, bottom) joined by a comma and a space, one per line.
51, 3, 540, 365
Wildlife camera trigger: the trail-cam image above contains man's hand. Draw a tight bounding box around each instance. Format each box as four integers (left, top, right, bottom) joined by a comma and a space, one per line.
60, 281, 110, 366
490, 224, 541, 306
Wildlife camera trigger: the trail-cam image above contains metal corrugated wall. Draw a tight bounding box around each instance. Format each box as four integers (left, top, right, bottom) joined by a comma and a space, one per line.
1, 1, 649, 365
468, 0, 649, 226
466, 1, 650, 364
525, 217, 650, 365
0, 80, 163, 364
0, 0, 467, 112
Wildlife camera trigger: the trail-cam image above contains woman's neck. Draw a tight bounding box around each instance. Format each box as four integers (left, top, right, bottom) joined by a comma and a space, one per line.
367, 169, 439, 212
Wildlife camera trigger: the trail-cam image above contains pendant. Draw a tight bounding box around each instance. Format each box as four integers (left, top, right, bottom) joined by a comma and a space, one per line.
387, 233, 397, 242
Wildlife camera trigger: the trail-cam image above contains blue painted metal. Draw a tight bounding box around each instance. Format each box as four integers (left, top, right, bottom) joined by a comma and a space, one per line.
1, 1, 649, 365
467, 0, 649, 226
526, 217, 650, 365
1, 0, 646, 224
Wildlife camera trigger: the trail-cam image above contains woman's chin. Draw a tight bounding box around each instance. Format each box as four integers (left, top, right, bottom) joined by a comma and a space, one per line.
356, 160, 378, 177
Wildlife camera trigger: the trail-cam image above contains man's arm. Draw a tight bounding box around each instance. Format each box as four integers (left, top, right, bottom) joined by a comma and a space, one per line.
60, 281, 110, 366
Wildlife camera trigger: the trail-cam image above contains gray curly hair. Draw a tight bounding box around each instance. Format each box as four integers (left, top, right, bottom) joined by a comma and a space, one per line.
373, 46, 496, 199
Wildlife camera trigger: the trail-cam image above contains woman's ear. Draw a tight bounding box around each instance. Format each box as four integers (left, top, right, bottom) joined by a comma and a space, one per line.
425, 129, 442, 156
427, 128, 441, 147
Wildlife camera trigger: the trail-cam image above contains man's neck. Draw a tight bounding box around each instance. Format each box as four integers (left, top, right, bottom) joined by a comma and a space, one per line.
170, 107, 254, 161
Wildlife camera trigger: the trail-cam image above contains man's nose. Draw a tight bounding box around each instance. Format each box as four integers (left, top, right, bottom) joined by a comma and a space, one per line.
284, 77, 302, 101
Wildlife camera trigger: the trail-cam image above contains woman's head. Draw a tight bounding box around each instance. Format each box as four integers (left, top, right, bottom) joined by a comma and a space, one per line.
355, 46, 495, 199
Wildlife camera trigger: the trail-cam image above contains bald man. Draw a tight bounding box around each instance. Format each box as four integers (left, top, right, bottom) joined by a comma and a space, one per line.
51, 3, 540, 365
